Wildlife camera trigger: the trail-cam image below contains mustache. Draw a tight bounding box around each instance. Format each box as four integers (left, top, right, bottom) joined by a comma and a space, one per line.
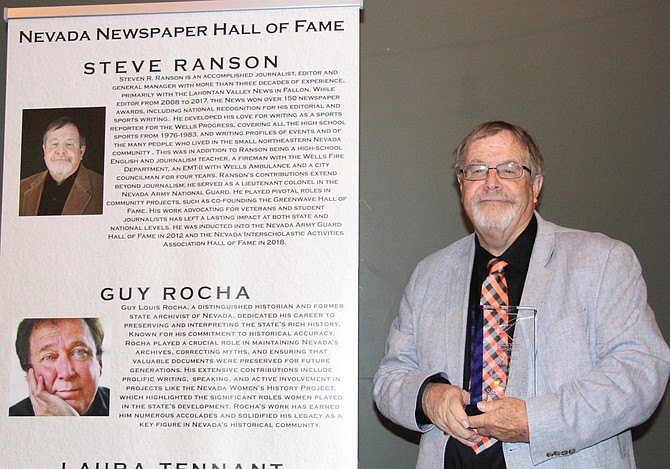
473, 193, 515, 204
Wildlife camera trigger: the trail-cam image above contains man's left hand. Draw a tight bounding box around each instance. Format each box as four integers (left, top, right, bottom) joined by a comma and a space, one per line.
27, 368, 80, 416
469, 397, 529, 443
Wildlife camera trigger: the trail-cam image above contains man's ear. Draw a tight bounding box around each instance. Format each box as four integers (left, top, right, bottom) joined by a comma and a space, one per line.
532, 174, 544, 204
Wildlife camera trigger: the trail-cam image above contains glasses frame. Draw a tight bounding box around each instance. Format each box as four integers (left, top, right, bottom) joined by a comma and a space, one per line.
459, 162, 531, 181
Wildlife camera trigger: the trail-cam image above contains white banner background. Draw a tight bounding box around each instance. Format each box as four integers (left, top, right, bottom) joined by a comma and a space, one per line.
1, 2, 359, 468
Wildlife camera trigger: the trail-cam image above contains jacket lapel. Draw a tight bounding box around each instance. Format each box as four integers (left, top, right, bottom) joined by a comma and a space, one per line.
23, 172, 47, 215
62, 167, 93, 215
507, 214, 555, 399
442, 236, 476, 388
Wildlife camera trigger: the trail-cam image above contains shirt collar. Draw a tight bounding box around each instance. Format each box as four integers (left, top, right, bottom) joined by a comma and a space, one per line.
474, 214, 537, 274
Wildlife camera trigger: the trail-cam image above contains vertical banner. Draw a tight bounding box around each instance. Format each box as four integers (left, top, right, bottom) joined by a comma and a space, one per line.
1, 1, 360, 468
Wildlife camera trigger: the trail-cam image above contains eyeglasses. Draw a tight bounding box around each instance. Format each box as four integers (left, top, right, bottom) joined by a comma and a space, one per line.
459, 162, 531, 181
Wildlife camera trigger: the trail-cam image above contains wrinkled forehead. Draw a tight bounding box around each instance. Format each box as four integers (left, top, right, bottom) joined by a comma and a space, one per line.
463, 130, 527, 163
44, 124, 82, 144
30, 319, 94, 351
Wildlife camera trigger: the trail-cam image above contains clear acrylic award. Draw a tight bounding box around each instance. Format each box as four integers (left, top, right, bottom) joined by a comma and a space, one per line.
476, 306, 537, 400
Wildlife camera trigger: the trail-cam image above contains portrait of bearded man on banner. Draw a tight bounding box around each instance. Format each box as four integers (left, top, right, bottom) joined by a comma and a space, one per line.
19, 110, 105, 216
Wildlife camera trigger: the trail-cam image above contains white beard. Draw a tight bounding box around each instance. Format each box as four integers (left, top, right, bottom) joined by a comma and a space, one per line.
48, 159, 74, 178
470, 192, 517, 232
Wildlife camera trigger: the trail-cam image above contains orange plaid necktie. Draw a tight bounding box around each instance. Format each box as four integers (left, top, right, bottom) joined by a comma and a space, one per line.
472, 258, 509, 454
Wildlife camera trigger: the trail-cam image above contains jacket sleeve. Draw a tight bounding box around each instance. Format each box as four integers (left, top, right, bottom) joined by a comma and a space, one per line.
373, 261, 449, 432
526, 240, 670, 464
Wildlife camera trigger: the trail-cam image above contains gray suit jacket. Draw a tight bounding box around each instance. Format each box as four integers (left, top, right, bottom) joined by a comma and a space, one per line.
373, 214, 670, 468
19, 164, 104, 216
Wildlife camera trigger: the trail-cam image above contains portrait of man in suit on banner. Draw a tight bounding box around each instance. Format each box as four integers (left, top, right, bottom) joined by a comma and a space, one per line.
19, 108, 105, 217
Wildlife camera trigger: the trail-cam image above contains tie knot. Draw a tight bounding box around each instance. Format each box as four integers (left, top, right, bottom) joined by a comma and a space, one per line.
487, 258, 508, 274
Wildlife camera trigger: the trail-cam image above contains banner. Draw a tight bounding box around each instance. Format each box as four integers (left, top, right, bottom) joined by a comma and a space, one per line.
1, 1, 361, 468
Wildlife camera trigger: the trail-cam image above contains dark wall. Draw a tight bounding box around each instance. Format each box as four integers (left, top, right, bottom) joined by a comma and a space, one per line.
1, 1, 668, 468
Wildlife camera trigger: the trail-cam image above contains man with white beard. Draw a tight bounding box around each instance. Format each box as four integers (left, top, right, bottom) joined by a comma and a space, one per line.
19, 116, 103, 216
373, 121, 670, 468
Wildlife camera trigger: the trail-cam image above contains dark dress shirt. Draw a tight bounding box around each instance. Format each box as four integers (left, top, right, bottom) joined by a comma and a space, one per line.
445, 216, 537, 468
37, 167, 80, 215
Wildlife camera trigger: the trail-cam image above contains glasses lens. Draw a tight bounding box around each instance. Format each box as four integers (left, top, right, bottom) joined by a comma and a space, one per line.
462, 162, 526, 180
497, 162, 523, 179
462, 165, 485, 180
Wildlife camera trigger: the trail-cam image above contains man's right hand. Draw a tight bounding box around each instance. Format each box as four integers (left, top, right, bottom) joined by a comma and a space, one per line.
27, 368, 80, 416
422, 382, 482, 446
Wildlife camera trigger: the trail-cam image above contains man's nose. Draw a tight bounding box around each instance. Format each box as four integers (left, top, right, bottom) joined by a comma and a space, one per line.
55, 356, 76, 379
483, 167, 502, 188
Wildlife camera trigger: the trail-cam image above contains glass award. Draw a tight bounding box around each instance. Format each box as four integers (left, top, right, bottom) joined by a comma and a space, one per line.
474, 306, 537, 400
